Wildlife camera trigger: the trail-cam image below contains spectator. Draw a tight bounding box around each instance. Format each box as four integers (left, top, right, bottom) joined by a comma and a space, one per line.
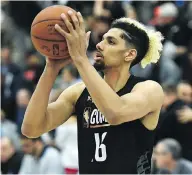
178, 40, 192, 84
1, 137, 24, 174
87, 15, 111, 53
1, 46, 20, 76
55, 115, 79, 174
177, 81, 192, 105
16, 89, 31, 131
15, 51, 44, 93
149, 2, 191, 85
159, 85, 184, 116
19, 135, 63, 174
153, 138, 192, 174
1, 109, 21, 150
1, 46, 20, 121
155, 85, 192, 161
93, 0, 125, 20
55, 65, 81, 90
23, 50, 44, 86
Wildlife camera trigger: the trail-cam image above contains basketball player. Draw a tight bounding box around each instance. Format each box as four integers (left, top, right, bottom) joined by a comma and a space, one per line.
22, 11, 164, 174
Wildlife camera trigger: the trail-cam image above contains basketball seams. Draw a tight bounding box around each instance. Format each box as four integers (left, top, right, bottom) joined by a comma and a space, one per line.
31, 35, 65, 42
31, 19, 62, 27
31, 19, 73, 27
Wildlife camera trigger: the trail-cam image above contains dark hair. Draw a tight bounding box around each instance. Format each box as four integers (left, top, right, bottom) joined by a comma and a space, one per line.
177, 80, 191, 86
94, 16, 112, 26
64, 65, 79, 78
25, 50, 36, 58
20, 134, 42, 142
162, 85, 177, 94
160, 138, 182, 160
111, 19, 149, 67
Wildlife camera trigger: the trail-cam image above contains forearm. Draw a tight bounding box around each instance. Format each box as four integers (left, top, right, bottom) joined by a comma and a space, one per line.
75, 60, 123, 123
22, 66, 58, 137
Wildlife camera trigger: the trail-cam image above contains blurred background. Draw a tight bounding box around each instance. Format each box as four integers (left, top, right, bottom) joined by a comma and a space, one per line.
1, 0, 192, 174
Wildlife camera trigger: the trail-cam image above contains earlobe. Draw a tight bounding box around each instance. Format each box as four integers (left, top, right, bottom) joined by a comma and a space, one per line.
125, 55, 131, 62
124, 49, 137, 62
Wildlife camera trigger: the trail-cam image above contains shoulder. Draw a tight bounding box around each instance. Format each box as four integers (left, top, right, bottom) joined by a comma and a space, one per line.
133, 80, 163, 93
177, 159, 192, 173
21, 154, 35, 163
58, 82, 85, 104
4, 119, 17, 129
70, 82, 86, 104
42, 147, 62, 163
67, 81, 85, 95
44, 147, 60, 158
19, 155, 35, 174
132, 80, 164, 105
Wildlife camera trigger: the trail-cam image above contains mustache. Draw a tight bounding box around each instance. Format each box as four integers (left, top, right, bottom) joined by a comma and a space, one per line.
95, 51, 104, 57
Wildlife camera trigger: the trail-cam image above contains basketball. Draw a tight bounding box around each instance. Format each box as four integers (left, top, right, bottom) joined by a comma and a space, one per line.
31, 5, 77, 59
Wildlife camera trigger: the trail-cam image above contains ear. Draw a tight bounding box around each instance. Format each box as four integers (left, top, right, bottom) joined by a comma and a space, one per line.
124, 49, 137, 62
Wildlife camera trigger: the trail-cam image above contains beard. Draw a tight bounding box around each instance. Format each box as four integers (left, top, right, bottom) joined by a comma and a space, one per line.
93, 60, 106, 71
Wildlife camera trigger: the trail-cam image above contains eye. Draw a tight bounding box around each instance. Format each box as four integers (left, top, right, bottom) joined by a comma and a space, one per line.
108, 39, 115, 45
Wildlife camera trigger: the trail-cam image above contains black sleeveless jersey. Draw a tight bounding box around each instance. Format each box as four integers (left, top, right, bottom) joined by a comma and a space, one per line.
75, 74, 156, 174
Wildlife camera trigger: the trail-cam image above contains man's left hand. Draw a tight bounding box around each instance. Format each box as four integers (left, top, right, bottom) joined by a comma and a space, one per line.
55, 11, 91, 64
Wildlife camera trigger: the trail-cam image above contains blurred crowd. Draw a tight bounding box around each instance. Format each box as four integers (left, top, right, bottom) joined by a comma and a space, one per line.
1, 0, 192, 174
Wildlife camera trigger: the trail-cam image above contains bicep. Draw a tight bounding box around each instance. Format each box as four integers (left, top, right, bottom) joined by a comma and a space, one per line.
45, 87, 76, 132
120, 92, 150, 120
46, 99, 74, 132
117, 81, 164, 123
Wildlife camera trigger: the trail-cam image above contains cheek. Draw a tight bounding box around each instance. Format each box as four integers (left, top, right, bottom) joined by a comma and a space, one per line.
22, 145, 33, 153
104, 49, 123, 64
156, 156, 168, 167
1, 149, 9, 162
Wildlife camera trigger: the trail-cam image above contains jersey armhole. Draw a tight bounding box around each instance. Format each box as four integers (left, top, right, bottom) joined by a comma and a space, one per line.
74, 87, 87, 115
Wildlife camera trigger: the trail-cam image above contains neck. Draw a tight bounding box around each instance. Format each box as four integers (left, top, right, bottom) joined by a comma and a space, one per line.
170, 96, 177, 106
104, 64, 130, 92
34, 143, 44, 158
166, 160, 177, 172
9, 148, 15, 160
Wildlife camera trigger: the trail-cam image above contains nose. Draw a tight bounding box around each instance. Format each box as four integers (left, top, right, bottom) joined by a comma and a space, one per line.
96, 41, 104, 52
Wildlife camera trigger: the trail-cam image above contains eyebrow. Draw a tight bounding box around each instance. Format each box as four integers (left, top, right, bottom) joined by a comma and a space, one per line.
102, 35, 118, 41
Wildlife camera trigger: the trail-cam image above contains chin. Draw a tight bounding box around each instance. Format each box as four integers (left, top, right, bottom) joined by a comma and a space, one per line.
93, 60, 106, 71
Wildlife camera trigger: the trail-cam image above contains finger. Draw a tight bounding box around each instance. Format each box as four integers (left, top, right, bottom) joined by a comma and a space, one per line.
77, 12, 85, 31
86, 31, 91, 41
61, 13, 75, 34
178, 117, 186, 123
55, 24, 70, 38
86, 31, 91, 49
180, 118, 188, 123
179, 115, 188, 121
176, 109, 185, 115
68, 10, 80, 32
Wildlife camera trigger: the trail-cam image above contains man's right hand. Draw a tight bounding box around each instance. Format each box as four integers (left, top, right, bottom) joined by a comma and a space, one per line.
45, 57, 72, 74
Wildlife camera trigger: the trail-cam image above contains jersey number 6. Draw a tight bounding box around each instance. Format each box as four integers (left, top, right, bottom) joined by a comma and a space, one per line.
94, 132, 107, 162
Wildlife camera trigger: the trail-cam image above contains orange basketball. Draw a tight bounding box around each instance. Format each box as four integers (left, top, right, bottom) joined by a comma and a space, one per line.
31, 5, 77, 59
